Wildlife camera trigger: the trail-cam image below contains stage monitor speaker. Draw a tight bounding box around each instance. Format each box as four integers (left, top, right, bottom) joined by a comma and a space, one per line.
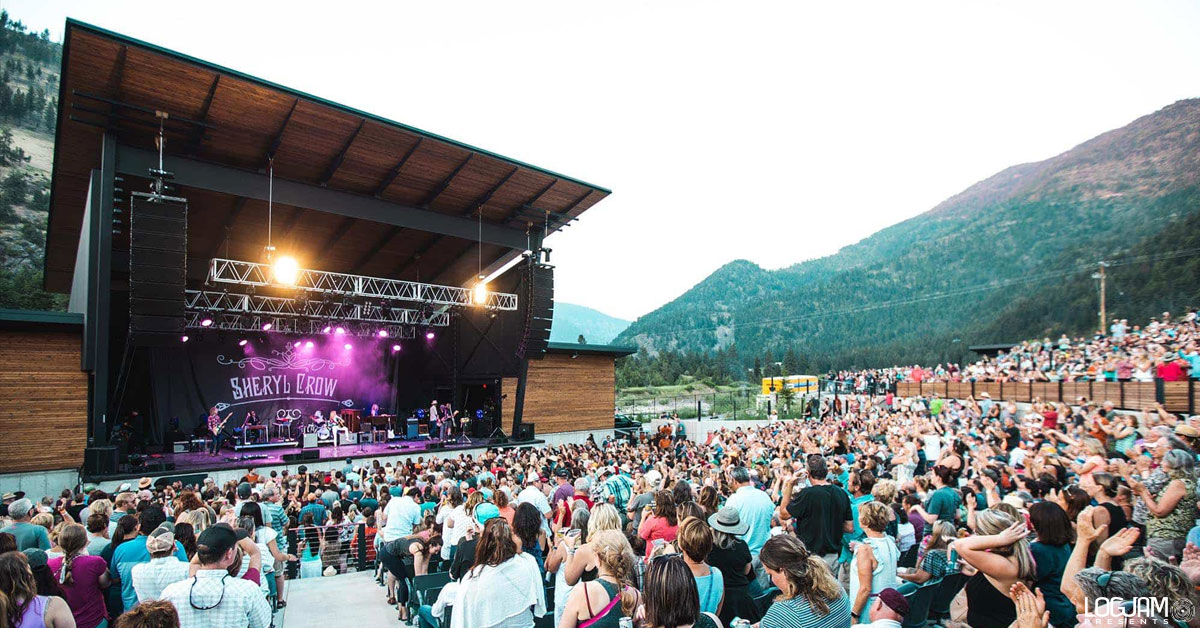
281, 452, 303, 463
428, 441, 444, 451
406, 419, 419, 439
83, 446, 119, 476
128, 198, 188, 345
301, 449, 320, 461
339, 433, 358, 446
519, 263, 554, 359
153, 473, 207, 488
516, 423, 536, 441
302, 433, 318, 449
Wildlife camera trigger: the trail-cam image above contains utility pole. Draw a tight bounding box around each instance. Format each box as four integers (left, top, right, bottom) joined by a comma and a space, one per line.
1093, 261, 1109, 333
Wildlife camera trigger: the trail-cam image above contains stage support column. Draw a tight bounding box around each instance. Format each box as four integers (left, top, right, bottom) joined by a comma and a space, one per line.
512, 357, 529, 439
87, 133, 117, 449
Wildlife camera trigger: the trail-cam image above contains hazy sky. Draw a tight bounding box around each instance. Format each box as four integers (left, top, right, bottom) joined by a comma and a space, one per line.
13, 1, 1200, 320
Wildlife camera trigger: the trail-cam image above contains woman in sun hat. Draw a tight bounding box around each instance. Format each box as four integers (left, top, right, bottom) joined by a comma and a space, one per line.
706, 506, 758, 625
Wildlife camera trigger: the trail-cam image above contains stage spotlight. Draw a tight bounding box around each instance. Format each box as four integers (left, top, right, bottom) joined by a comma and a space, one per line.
378, 329, 389, 338
199, 317, 213, 327
272, 255, 300, 285
238, 339, 249, 346
334, 326, 346, 335
305, 340, 314, 348
293, 341, 302, 348
391, 344, 401, 352
181, 335, 189, 343
262, 322, 273, 331
473, 280, 488, 305
425, 330, 435, 340
344, 343, 353, 351
322, 325, 332, 334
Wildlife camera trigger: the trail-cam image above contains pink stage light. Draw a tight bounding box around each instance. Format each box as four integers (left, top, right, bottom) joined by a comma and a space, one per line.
293, 341, 302, 348
378, 330, 389, 338
181, 335, 189, 343
334, 326, 346, 335
262, 322, 273, 331
391, 344, 401, 352
305, 340, 314, 348
199, 317, 213, 327
322, 325, 332, 334
425, 331, 435, 340
238, 339, 249, 346
343, 343, 353, 350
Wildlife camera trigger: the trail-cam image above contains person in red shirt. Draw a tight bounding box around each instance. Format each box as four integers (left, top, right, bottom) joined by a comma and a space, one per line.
1158, 358, 1188, 382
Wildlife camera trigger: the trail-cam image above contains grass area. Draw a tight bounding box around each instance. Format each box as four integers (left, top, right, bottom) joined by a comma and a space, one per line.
618, 380, 756, 398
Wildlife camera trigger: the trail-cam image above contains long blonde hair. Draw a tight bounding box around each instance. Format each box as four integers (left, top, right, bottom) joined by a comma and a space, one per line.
588, 503, 621, 536
590, 530, 639, 616
974, 509, 1035, 580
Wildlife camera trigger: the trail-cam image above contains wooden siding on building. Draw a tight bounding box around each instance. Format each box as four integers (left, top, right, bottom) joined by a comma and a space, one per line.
519, 354, 614, 435
0, 330, 87, 473
894, 379, 1200, 414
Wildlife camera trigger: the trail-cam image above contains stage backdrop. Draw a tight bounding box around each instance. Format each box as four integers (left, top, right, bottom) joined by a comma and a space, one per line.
134, 337, 396, 439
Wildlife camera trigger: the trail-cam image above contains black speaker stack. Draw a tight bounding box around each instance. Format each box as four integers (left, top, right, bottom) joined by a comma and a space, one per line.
128, 198, 188, 346
515, 423, 536, 441
518, 262, 553, 359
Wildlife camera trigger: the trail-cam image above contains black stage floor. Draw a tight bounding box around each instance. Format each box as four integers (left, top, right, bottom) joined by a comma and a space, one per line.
92, 436, 542, 482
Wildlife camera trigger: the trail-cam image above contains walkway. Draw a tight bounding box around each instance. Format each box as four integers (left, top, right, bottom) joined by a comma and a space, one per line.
277, 570, 400, 627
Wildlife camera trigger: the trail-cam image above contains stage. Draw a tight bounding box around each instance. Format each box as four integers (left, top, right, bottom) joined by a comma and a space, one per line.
94, 434, 543, 483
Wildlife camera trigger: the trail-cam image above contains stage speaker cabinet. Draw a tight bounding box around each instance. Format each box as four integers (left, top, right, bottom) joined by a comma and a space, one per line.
339, 432, 358, 446
406, 418, 419, 439
83, 446, 119, 476
516, 423, 536, 442
302, 433, 319, 449
301, 449, 320, 461
521, 263, 554, 359
128, 197, 188, 346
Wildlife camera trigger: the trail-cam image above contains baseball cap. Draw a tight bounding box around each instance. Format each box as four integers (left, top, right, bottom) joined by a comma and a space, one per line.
237, 482, 252, 499
22, 549, 48, 568
554, 468, 570, 479
197, 523, 239, 557
474, 503, 500, 525
117, 482, 133, 492
146, 523, 177, 554
877, 587, 910, 617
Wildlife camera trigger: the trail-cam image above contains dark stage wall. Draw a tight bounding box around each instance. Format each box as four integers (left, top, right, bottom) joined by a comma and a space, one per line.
120, 336, 407, 441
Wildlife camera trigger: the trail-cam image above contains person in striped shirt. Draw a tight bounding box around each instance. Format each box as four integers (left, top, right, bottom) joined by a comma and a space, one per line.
758, 534, 852, 628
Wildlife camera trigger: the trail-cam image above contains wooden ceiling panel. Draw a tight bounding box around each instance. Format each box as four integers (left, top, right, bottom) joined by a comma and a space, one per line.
271, 101, 361, 183
120, 47, 216, 117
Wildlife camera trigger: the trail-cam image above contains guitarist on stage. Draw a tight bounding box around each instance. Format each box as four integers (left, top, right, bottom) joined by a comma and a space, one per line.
429, 400, 441, 439
206, 406, 233, 456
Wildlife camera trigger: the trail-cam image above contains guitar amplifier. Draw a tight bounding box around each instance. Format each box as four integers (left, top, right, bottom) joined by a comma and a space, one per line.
302, 433, 318, 449
407, 418, 419, 439
339, 432, 358, 446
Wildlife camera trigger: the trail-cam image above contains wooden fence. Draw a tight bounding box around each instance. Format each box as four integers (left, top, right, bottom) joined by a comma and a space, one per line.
895, 380, 1198, 414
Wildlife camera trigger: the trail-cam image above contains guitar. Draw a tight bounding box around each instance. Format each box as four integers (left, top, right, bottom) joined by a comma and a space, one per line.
208, 412, 233, 435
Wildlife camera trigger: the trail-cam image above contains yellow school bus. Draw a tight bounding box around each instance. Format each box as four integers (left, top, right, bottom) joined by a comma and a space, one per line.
761, 375, 818, 396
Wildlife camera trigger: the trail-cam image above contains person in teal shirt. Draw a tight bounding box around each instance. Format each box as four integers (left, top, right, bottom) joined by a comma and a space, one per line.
724, 467, 775, 557
109, 507, 189, 612
838, 471, 875, 566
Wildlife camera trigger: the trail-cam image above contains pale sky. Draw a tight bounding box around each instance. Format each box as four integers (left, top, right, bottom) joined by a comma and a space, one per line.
12, 1, 1200, 321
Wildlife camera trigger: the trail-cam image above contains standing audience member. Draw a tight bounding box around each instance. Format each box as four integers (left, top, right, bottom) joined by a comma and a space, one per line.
637, 554, 720, 628
451, 518, 545, 628
706, 507, 756, 626
676, 517, 724, 617
2, 499, 51, 551
557, 529, 639, 628
778, 455, 853, 574
723, 466, 776, 559
109, 508, 188, 613
129, 525, 189, 604
0, 551, 76, 628
758, 534, 852, 628
48, 524, 110, 628
158, 525, 272, 628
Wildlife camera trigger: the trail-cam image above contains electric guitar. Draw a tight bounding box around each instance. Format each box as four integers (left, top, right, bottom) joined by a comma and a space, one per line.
208, 412, 233, 435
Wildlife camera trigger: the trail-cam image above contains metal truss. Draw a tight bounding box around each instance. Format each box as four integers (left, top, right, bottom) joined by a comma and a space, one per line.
185, 290, 450, 327
208, 258, 519, 310
184, 312, 418, 339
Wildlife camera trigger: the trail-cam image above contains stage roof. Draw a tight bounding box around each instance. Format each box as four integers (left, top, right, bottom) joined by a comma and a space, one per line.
546, 342, 637, 357
45, 20, 611, 292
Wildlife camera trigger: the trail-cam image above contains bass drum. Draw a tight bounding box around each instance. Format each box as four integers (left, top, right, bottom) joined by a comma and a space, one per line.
317, 426, 332, 439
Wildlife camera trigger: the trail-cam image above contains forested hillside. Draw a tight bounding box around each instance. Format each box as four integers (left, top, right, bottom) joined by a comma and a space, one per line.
616, 98, 1200, 386
0, 11, 64, 310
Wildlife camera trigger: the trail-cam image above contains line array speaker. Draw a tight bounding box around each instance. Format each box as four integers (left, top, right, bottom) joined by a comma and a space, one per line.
129, 198, 188, 346
519, 263, 553, 359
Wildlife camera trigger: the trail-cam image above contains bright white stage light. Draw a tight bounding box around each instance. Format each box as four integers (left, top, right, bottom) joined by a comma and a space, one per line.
272, 255, 300, 285
473, 281, 488, 305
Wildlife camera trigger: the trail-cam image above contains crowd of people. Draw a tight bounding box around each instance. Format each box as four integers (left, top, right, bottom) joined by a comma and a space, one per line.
831, 310, 1200, 388
4, 381, 1200, 628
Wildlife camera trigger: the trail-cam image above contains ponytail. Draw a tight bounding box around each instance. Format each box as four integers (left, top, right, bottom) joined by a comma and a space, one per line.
56, 523, 88, 586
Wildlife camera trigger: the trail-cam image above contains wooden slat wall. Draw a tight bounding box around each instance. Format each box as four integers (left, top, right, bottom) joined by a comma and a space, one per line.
1163, 381, 1190, 413
521, 354, 615, 435
0, 330, 87, 473
888, 379, 1183, 413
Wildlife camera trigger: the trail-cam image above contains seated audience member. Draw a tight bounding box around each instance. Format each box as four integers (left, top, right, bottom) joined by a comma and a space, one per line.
558, 529, 639, 628
852, 587, 908, 628
758, 534, 852, 628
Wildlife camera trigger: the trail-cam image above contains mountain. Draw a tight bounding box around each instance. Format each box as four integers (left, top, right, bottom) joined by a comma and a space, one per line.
0, 11, 64, 311
616, 98, 1200, 379
550, 302, 630, 345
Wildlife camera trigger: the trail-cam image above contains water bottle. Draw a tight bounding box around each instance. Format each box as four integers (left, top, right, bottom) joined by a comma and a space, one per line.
946, 546, 960, 573
732, 619, 753, 628
619, 617, 634, 628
